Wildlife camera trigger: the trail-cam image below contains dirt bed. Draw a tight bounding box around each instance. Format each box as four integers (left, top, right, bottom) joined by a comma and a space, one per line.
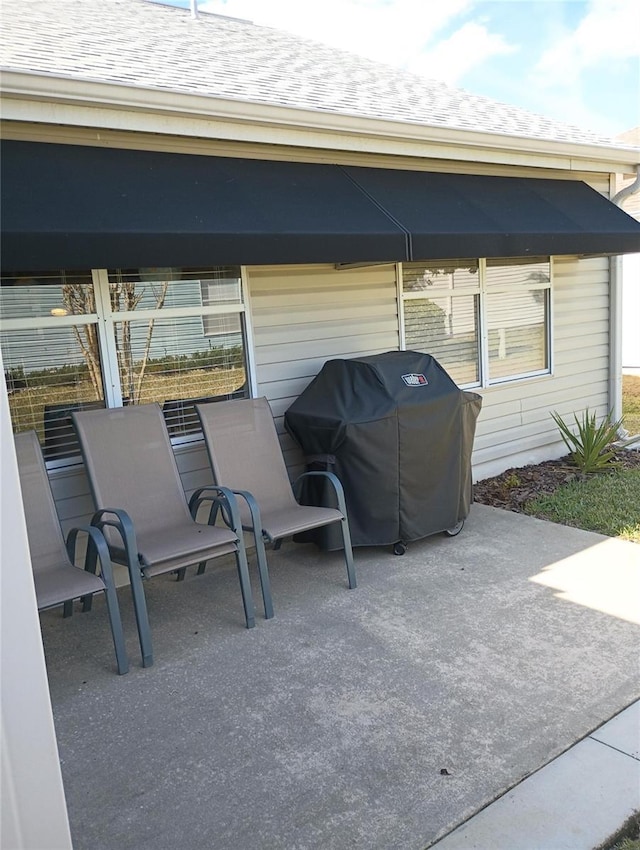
473, 448, 640, 513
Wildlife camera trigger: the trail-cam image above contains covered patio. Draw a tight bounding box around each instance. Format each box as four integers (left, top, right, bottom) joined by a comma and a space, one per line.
41, 503, 639, 850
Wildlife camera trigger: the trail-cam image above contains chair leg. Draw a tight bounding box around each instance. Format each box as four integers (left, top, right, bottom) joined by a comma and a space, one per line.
234, 543, 256, 629
82, 539, 98, 610
254, 533, 274, 620
83, 526, 129, 675
239, 494, 274, 620
102, 585, 129, 675
293, 470, 356, 589
213, 487, 259, 629
339, 519, 357, 590
88, 514, 152, 667
315, 471, 356, 590
128, 566, 154, 667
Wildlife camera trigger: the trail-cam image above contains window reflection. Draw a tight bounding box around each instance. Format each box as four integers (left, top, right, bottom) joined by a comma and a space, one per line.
402, 257, 551, 386
1, 266, 249, 459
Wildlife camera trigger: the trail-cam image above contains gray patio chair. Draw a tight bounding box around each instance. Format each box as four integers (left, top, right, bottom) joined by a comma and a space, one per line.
196, 397, 356, 610
72, 403, 257, 669
14, 430, 128, 675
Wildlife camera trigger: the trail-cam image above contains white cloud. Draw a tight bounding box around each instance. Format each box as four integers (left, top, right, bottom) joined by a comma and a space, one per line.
525, 0, 640, 135
534, 0, 640, 85
198, 0, 474, 67
408, 21, 518, 85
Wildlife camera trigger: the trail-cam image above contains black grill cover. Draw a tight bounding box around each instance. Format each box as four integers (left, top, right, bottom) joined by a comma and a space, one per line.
284, 351, 482, 547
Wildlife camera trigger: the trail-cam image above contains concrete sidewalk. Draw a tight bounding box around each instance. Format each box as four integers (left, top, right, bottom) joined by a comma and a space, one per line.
432, 701, 640, 850
41, 504, 640, 850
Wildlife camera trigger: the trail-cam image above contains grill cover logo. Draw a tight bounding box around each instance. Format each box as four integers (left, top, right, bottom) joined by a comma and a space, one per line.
402, 373, 428, 386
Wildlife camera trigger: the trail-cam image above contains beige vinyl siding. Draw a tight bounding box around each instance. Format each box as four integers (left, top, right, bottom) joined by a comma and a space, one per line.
471, 256, 610, 479
249, 263, 400, 475
46, 255, 610, 522
578, 173, 610, 196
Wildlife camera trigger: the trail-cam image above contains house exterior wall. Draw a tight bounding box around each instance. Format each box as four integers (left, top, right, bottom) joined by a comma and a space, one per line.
0, 125, 616, 520
248, 257, 611, 481
44, 253, 611, 535
249, 263, 401, 474
473, 256, 610, 476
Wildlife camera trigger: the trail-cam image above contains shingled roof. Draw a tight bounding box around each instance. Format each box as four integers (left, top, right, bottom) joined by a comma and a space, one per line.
0, 0, 628, 148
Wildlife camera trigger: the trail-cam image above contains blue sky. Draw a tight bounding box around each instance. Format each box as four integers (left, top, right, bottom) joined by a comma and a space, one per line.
158, 0, 639, 138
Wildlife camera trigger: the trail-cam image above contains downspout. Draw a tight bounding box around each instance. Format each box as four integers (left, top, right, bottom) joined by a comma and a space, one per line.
611, 166, 640, 207
609, 165, 640, 437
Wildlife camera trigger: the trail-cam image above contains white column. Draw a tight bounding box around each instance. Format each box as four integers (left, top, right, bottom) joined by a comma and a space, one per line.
0, 351, 72, 850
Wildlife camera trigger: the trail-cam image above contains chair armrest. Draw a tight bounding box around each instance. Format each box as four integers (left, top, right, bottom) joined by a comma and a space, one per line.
189, 486, 245, 539
89, 507, 138, 567
189, 486, 224, 516
229, 489, 263, 535
293, 470, 349, 517
65, 525, 117, 588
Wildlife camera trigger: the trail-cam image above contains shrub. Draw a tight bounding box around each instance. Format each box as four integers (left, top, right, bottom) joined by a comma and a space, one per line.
551, 408, 623, 473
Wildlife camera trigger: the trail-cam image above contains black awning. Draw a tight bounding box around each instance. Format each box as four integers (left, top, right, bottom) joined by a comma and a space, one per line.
0, 141, 409, 269
2, 140, 639, 270
344, 166, 640, 260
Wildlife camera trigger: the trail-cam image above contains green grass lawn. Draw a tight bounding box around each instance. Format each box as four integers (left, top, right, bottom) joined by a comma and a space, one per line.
623, 374, 640, 435
525, 468, 640, 542
523, 376, 640, 543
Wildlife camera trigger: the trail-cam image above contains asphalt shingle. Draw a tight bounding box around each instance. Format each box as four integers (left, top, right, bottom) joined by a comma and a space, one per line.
0, 0, 629, 147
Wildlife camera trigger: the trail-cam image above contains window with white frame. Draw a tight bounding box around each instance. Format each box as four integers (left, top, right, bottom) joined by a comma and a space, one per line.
401, 257, 551, 387
0, 266, 249, 462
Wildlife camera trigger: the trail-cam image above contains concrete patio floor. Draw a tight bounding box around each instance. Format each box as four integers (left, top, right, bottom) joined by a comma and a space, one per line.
41, 504, 640, 850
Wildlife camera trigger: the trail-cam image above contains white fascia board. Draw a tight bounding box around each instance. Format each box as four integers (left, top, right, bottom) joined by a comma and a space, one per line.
1, 69, 639, 174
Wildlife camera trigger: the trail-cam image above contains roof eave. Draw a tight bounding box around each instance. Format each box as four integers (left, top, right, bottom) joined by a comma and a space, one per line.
1, 69, 638, 173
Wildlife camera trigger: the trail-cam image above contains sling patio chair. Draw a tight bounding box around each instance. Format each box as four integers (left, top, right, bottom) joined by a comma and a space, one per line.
14, 430, 129, 675
195, 396, 356, 610
72, 403, 259, 669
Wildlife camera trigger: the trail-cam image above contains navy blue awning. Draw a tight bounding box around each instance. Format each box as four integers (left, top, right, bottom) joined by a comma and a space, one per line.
1, 140, 639, 270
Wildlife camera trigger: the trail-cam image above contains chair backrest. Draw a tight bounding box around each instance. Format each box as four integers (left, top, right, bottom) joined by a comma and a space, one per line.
72, 403, 193, 534
197, 397, 297, 513
14, 430, 69, 573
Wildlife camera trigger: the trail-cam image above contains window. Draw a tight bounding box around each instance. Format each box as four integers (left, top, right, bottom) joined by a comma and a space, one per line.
401, 257, 551, 387
402, 260, 480, 385
1, 267, 249, 463
485, 258, 550, 381
200, 268, 243, 338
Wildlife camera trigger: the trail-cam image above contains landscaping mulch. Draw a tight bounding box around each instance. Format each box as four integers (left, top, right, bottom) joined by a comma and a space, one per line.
473, 448, 640, 514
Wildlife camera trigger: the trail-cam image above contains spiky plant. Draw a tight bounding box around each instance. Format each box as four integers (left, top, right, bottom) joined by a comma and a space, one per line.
551, 408, 624, 473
